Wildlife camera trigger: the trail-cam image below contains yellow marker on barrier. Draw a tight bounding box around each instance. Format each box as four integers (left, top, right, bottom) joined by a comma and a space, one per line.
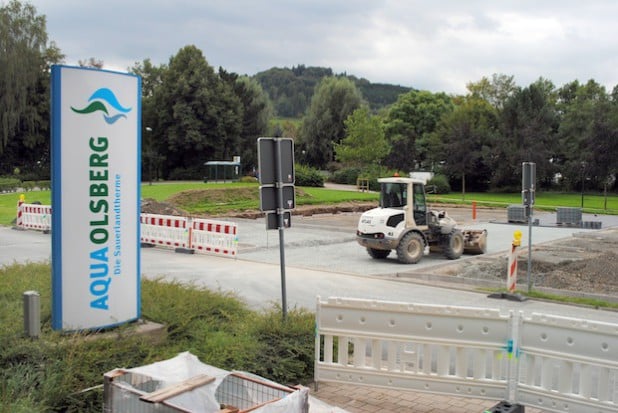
512, 230, 522, 247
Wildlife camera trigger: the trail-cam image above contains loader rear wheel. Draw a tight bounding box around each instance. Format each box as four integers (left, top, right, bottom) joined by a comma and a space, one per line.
396, 232, 424, 264
442, 230, 464, 260
367, 248, 390, 259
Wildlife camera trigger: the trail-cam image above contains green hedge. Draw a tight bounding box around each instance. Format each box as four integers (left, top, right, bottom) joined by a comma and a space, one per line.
427, 174, 451, 194
0, 177, 21, 192
295, 164, 324, 187
0, 178, 51, 192
331, 167, 361, 185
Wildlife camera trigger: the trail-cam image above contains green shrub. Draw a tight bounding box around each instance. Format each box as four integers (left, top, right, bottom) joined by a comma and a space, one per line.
167, 166, 204, 181
37, 180, 51, 190
243, 307, 315, 385
331, 167, 361, 185
21, 181, 35, 191
239, 176, 258, 183
295, 164, 324, 187
0, 177, 21, 192
427, 174, 451, 194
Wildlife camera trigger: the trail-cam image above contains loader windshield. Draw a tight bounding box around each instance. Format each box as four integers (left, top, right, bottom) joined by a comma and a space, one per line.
380, 183, 406, 208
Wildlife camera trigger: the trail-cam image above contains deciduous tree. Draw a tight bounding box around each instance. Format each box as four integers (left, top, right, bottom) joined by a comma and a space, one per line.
299, 77, 363, 168
335, 107, 390, 167
0, 0, 63, 177
492, 78, 558, 188
383, 90, 453, 171
434, 97, 498, 196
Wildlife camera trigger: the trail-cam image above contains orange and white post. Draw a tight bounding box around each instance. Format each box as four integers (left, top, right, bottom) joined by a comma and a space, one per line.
506, 230, 522, 293
16, 194, 25, 227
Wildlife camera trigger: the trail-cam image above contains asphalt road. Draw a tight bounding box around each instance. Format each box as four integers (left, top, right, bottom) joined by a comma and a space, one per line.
3, 207, 618, 324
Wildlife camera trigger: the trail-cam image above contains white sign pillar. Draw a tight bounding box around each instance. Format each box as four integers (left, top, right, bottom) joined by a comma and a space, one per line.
51, 66, 141, 331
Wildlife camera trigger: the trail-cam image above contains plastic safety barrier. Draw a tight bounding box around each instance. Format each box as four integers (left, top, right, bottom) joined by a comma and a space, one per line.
190, 218, 238, 257
140, 214, 189, 249
16, 205, 239, 259
516, 313, 618, 413
19, 203, 52, 231
315, 297, 514, 401
315, 297, 618, 413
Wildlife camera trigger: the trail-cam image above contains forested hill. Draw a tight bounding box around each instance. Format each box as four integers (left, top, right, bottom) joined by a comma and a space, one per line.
253, 65, 413, 117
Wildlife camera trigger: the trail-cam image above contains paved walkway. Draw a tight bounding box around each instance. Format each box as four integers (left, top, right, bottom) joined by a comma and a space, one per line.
311, 382, 543, 413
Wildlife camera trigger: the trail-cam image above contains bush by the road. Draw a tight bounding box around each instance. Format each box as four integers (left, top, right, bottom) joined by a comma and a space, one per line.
0, 263, 315, 412
427, 174, 451, 194
295, 164, 324, 187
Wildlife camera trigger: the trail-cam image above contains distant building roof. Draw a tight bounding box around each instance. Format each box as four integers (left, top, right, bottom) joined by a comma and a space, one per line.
204, 161, 240, 166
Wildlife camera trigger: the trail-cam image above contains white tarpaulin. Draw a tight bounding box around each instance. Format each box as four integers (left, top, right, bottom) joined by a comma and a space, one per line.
104, 351, 349, 413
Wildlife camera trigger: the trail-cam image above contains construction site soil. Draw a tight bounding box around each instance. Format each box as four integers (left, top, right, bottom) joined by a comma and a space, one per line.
141, 198, 618, 300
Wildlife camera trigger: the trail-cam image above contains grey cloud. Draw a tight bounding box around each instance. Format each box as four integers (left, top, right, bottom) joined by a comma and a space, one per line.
28, 0, 618, 93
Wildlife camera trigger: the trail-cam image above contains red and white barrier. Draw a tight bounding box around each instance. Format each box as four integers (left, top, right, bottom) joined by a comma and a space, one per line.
16, 195, 25, 227
15, 202, 239, 259
190, 218, 238, 257
20, 203, 52, 232
140, 214, 188, 249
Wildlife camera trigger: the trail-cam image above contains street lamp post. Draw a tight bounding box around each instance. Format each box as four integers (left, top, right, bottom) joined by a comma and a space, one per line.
580, 161, 586, 209
145, 127, 153, 185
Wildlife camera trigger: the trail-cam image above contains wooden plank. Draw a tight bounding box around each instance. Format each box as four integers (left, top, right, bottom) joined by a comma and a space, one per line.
140, 374, 215, 403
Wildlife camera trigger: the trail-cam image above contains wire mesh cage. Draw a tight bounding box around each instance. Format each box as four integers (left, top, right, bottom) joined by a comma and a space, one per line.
215, 372, 304, 412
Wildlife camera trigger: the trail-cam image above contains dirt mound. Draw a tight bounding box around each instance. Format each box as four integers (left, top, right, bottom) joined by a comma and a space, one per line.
429, 228, 618, 297
141, 198, 186, 216
162, 187, 375, 219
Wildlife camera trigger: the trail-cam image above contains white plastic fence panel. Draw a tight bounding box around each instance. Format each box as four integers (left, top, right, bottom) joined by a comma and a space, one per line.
20, 204, 52, 231
315, 297, 514, 401
140, 214, 188, 249
517, 313, 618, 413
190, 218, 238, 257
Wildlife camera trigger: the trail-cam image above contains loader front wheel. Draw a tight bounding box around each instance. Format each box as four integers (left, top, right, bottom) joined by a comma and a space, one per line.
396, 232, 425, 264
442, 230, 464, 260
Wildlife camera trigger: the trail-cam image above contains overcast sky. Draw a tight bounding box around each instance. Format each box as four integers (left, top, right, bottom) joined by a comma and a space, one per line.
25, 0, 618, 94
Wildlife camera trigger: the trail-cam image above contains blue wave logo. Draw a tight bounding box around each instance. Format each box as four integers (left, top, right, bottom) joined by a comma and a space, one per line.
71, 88, 132, 124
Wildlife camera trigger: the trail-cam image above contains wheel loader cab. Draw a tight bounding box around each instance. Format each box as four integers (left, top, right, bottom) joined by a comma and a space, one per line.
379, 179, 428, 226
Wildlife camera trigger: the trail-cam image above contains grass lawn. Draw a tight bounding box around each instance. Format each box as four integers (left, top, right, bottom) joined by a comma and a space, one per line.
1, 182, 616, 226
0, 182, 379, 225
430, 191, 618, 214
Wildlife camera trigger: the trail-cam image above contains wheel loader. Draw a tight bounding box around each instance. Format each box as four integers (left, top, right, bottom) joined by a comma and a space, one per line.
356, 176, 487, 264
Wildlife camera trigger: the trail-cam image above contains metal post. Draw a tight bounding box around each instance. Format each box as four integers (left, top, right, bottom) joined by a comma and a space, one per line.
23, 290, 41, 338
580, 161, 586, 209
527, 212, 533, 293
275, 139, 288, 321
